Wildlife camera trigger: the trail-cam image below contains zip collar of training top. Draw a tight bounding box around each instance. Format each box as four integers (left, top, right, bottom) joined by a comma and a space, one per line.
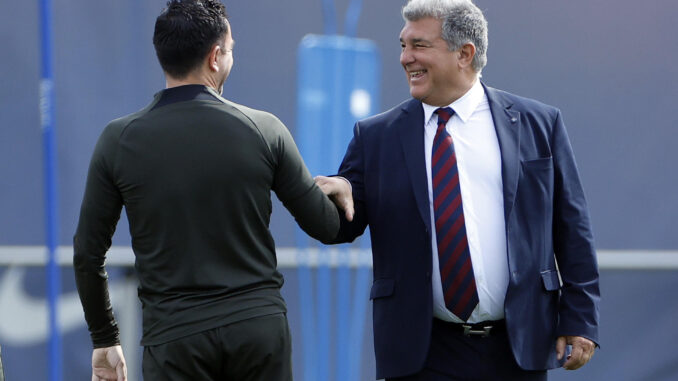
150, 84, 221, 111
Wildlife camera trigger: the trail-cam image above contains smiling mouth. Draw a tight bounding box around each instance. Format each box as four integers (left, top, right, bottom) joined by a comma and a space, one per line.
409, 70, 426, 79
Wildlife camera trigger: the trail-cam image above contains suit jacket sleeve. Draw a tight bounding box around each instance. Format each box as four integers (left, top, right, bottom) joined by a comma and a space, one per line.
331, 122, 370, 243
551, 110, 600, 345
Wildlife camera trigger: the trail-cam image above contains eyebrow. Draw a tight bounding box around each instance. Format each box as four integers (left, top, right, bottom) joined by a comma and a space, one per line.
400, 38, 431, 45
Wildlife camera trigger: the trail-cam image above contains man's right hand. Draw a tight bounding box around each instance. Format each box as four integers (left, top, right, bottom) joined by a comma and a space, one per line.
91, 345, 127, 381
314, 176, 354, 222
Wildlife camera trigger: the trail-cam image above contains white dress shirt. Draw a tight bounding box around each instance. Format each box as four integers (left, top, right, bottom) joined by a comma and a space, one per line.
423, 79, 509, 323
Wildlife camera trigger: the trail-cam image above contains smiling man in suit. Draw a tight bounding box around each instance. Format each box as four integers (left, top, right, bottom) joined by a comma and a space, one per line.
315, 0, 600, 379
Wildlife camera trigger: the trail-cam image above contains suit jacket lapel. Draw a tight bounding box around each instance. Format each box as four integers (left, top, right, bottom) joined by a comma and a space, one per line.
397, 99, 431, 231
484, 84, 521, 223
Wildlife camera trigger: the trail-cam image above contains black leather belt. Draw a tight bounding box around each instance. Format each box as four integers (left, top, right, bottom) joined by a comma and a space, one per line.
436, 319, 506, 338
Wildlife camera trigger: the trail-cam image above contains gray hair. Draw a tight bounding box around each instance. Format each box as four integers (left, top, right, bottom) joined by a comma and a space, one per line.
402, 0, 488, 72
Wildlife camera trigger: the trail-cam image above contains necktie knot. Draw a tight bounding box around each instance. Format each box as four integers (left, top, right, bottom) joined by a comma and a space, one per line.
435, 107, 454, 126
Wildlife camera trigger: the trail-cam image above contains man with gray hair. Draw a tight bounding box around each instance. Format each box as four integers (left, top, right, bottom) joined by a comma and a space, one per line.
316, 0, 599, 379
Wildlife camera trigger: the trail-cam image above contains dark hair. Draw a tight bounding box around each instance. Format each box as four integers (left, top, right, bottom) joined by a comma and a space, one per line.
153, 0, 229, 78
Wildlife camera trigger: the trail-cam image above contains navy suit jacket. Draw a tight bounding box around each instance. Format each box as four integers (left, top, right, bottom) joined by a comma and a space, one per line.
332, 84, 600, 379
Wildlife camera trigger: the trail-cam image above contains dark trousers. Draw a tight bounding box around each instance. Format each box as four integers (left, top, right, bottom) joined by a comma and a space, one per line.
388, 319, 547, 381
143, 313, 292, 381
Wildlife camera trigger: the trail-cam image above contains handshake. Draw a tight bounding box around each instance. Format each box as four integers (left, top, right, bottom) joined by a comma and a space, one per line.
314, 175, 355, 222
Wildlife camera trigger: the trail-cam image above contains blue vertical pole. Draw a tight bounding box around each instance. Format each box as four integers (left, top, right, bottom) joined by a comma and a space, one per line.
315, 249, 332, 379
39, 1, 62, 381
331, 43, 351, 381
321, 0, 338, 35
334, 247, 351, 381
344, 0, 364, 38
295, 240, 316, 380
349, 234, 372, 380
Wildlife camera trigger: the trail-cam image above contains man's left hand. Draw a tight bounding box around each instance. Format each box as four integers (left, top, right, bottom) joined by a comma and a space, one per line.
556, 335, 595, 370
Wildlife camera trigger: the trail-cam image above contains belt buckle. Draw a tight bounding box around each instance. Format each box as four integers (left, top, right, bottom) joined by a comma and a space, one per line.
462, 324, 492, 337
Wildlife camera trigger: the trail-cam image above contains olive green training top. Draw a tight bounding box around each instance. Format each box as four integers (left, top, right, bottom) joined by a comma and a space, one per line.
74, 84, 339, 347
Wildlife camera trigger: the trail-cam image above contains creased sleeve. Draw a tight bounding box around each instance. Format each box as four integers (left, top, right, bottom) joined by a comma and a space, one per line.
550, 110, 600, 346
268, 116, 340, 243
73, 124, 123, 348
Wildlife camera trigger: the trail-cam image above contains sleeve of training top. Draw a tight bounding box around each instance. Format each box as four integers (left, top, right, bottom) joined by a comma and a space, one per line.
73, 123, 123, 348
264, 115, 340, 243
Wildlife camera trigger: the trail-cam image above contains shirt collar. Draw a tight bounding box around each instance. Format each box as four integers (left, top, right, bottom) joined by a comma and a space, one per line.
422, 78, 485, 125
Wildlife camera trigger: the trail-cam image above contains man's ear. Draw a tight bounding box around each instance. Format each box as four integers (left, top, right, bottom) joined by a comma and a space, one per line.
207, 44, 221, 72
458, 43, 476, 69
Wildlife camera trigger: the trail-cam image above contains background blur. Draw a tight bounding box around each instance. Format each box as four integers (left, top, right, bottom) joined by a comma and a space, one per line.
1, 0, 677, 380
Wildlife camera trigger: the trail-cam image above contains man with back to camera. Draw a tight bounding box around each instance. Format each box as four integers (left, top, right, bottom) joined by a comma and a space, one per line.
73, 1, 341, 380
316, 0, 600, 379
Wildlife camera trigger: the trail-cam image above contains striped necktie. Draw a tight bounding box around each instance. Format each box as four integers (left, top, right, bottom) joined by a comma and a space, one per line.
432, 107, 479, 321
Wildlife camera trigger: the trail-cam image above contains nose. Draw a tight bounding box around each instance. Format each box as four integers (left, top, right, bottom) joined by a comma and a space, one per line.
400, 47, 414, 67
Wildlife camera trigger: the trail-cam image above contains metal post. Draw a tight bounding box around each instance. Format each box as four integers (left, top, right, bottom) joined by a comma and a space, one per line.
38, 0, 62, 380
321, 0, 338, 35
344, 0, 364, 38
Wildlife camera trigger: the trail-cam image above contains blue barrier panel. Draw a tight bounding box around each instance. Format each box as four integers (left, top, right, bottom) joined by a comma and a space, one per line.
297, 34, 380, 173
295, 34, 379, 380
